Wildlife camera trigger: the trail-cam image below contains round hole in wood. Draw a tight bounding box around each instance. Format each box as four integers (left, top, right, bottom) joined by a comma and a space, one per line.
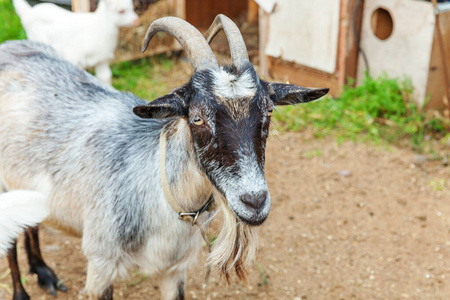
371, 7, 393, 40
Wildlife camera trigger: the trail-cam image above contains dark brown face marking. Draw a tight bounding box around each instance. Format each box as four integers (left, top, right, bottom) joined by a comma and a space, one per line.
185, 67, 272, 197
133, 61, 327, 225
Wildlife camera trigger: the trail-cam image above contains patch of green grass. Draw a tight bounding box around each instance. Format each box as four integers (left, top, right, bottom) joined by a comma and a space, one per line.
111, 56, 174, 101
0, 0, 26, 44
430, 178, 445, 191
273, 74, 450, 152
304, 149, 322, 159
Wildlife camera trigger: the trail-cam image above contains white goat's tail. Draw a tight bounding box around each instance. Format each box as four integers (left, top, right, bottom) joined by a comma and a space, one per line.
12, 0, 32, 19
0, 191, 49, 258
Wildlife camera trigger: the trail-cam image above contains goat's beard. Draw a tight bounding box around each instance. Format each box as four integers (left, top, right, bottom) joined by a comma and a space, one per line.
207, 191, 259, 282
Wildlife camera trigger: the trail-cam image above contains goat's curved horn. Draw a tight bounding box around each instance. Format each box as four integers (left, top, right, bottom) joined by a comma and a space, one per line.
142, 17, 218, 71
205, 14, 250, 69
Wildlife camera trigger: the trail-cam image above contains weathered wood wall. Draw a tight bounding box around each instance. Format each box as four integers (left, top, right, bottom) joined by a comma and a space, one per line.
185, 0, 248, 28
259, 0, 364, 95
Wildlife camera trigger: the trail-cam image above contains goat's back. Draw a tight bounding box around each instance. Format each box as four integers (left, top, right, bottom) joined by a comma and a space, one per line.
0, 41, 160, 240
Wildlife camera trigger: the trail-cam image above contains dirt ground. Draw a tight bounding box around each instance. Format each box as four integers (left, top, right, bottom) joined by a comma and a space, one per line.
0, 130, 449, 300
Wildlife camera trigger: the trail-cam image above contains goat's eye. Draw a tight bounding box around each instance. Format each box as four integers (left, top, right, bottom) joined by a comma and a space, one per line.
192, 116, 204, 126
267, 108, 273, 117
118, 9, 125, 14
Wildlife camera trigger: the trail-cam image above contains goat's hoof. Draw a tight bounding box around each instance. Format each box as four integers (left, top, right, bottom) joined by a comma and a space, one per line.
31, 265, 68, 296
12, 291, 30, 300
41, 280, 68, 297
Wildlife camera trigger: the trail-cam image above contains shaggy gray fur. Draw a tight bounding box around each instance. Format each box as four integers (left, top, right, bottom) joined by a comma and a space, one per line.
0, 41, 210, 298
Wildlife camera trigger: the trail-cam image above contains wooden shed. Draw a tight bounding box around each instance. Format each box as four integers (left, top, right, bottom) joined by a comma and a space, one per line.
73, 0, 450, 114
169, 0, 249, 28
257, 0, 450, 115
356, 0, 450, 113
258, 0, 363, 96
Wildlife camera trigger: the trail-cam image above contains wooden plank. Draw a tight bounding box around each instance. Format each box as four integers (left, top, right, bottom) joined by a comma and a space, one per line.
435, 8, 450, 106
168, 0, 185, 18
258, 8, 270, 78
425, 10, 450, 114
260, 0, 357, 96
204, 0, 212, 24
268, 56, 339, 95
72, 0, 90, 12
185, 0, 200, 26
248, 0, 259, 25
264, 0, 340, 74
337, 0, 349, 93
236, 0, 248, 16
212, 0, 222, 23
444, 11, 450, 74
185, 0, 248, 28
345, 0, 364, 84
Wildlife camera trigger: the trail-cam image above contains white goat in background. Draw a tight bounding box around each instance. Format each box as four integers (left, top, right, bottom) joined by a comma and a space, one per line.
0, 191, 49, 258
13, 0, 139, 85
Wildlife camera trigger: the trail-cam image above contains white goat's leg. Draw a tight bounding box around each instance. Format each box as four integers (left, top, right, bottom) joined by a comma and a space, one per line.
85, 261, 114, 300
95, 62, 112, 86
159, 269, 187, 300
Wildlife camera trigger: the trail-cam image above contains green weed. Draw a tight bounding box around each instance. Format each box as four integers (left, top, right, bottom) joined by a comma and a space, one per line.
273, 74, 450, 152
430, 178, 445, 191
254, 260, 269, 286
0, 0, 26, 44
111, 56, 174, 101
304, 149, 322, 159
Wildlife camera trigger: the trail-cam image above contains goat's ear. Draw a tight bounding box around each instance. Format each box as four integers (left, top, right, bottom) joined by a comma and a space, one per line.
133, 92, 187, 119
265, 81, 329, 106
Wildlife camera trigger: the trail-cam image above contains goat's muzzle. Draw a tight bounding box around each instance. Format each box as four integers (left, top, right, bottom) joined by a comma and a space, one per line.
236, 191, 270, 226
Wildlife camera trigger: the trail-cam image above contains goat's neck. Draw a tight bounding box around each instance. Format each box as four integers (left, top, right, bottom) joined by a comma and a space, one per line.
164, 119, 212, 212
94, 2, 120, 36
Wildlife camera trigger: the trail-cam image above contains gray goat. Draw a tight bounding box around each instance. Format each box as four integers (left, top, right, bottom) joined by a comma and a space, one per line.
0, 15, 328, 300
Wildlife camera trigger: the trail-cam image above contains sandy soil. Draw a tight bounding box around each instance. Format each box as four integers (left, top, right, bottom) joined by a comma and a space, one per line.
1, 130, 449, 300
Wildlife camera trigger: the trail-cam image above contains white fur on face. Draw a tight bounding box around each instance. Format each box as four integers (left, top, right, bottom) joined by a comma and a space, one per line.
225, 151, 270, 221
212, 68, 256, 100
205, 146, 270, 224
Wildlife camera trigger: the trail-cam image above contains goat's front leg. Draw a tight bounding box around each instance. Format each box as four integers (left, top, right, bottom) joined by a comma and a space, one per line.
159, 269, 187, 300
24, 226, 67, 296
85, 261, 114, 300
94, 62, 112, 86
7, 240, 30, 300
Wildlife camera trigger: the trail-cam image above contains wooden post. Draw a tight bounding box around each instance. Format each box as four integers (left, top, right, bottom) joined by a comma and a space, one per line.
248, 0, 259, 25
168, 0, 185, 18
337, 0, 349, 93
72, 0, 90, 12
259, 8, 270, 79
431, 0, 450, 105
345, 0, 364, 85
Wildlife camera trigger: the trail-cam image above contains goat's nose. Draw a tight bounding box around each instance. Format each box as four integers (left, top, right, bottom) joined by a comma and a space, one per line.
132, 18, 140, 27
240, 191, 268, 210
